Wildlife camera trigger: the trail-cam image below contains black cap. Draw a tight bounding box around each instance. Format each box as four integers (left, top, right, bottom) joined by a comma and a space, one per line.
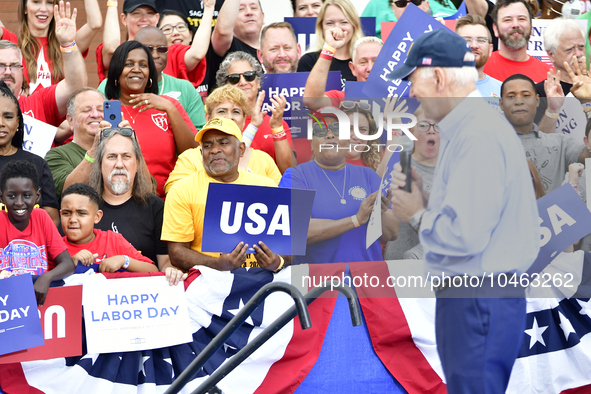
123, 0, 157, 13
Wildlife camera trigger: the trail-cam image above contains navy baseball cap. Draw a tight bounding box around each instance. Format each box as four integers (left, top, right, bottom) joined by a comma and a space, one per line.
387, 29, 475, 81
123, 0, 158, 13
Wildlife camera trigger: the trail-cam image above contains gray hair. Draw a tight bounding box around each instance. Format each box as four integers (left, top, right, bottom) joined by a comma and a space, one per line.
67, 87, 106, 118
543, 18, 586, 55
0, 40, 23, 59
351, 36, 383, 64
88, 131, 155, 204
215, 51, 264, 88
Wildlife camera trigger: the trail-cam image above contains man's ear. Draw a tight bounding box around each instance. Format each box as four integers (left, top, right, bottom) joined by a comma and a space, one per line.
238, 141, 246, 157
433, 67, 446, 91
257, 48, 264, 64
34, 188, 41, 205
492, 23, 499, 38
349, 61, 357, 78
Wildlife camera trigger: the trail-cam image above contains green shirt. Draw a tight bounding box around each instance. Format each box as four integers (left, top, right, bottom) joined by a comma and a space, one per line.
98, 73, 206, 129
45, 141, 86, 200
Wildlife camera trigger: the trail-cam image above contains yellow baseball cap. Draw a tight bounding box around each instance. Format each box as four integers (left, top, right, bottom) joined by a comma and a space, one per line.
195, 117, 243, 143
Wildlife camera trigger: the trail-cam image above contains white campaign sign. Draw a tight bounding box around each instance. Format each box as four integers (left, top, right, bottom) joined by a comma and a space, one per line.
23, 115, 57, 158
82, 275, 192, 354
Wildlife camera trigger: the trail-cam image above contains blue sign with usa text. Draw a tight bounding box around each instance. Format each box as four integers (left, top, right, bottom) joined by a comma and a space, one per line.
362, 4, 449, 99
202, 184, 316, 255
0, 274, 44, 356
528, 184, 591, 274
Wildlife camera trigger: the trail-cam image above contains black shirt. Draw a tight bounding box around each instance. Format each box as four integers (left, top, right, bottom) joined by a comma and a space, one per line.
206, 37, 260, 93
297, 50, 356, 90
95, 195, 167, 263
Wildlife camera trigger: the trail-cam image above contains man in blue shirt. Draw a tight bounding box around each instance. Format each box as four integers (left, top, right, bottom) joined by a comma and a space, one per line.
388, 28, 540, 393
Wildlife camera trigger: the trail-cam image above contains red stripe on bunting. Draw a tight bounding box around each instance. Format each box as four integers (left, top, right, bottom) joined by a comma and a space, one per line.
254, 263, 346, 394
0, 363, 44, 394
349, 261, 446, 394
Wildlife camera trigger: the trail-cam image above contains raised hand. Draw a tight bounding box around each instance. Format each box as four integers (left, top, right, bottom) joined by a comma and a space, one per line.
54, 1, 77, 47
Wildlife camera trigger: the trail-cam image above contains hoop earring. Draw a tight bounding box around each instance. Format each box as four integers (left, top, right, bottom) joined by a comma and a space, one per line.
147, 78, 152, 88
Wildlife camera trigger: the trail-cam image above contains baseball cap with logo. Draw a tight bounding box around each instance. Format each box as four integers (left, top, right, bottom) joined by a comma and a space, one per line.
195, 117, 244, 143
387, 28, 475, 81
123, 0, 158, 13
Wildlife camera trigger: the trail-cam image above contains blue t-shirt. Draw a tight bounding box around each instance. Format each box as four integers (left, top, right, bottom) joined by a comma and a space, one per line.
291, 161, 383, 264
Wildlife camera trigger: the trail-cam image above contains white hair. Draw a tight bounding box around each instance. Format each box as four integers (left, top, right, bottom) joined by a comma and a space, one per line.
351, 36, 383, 64
418, 66, 478, 86
543, 17, 586, 54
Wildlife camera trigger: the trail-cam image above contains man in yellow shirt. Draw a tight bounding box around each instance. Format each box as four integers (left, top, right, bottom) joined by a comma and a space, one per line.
162, 118, 285, 271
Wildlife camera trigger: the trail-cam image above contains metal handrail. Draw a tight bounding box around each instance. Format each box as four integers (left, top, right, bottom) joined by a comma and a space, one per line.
164, 282, 311, 394
191, 282, 362, 394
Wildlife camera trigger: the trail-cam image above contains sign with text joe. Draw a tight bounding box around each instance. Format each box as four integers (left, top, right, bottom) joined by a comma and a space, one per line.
202, 183, 315, 255
0, 274, 44, 356
82, 275, 192, 353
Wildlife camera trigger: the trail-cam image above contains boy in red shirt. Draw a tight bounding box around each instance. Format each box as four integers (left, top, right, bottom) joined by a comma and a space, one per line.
60, 183, 157, 273
0, 160, 75, 305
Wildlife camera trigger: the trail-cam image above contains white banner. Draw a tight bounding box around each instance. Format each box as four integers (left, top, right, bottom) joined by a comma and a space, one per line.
23, 115, 57, 158
82, 275, 192, 353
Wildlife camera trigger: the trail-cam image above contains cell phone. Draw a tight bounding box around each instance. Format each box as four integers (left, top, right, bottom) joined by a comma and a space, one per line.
400, 144, 413, 193
104, 100, 122, 126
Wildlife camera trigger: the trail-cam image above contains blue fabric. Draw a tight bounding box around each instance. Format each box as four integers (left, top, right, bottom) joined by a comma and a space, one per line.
420, 92, 540, 277
435, 294, 526, 393
296, 297, 407, 394
476, 75, 502, 98
291, 161, 383, 264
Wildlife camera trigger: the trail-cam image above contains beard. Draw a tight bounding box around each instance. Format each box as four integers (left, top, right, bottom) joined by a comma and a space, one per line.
264, 57, 298, 74
108, 168, 131, 195
499, 27, 530, 50
475, 50, 490, 69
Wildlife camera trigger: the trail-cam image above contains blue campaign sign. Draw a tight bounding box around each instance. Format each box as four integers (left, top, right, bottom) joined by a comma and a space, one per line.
444, 2, 466, 20
362, 4, 449, 99
202, 183, 316, 255
344, 81, 366, 98
0, 274, 44, 356
262, 71, 341, 125
285, 17, 376, 51
527, 184, 591, 274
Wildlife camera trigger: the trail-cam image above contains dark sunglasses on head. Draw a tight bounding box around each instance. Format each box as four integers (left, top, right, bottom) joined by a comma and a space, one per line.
145, 45, 169, 54
340, 101, 371, 111
100, 127, 136, 142
313, 122, 340, 137
227, 70, 257, 85
393, 0, 423, 7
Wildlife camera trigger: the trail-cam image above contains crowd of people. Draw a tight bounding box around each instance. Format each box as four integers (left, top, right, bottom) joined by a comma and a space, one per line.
0, 0, 589, 332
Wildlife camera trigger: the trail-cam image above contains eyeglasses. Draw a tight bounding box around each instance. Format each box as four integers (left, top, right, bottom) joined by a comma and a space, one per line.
226, 71, 257, 85
160, 23, 189, 35
100, 128, 136, 142
145, 45, 169, 54
340, 101, 371, 111
313, 122, 340, 137
393, 0, 423, 8
462, 37, 490, 45
416, 121, 440, 133
0, 64, 23, 73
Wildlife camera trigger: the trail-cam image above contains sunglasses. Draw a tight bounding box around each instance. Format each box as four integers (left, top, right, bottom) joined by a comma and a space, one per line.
227, 71, 257, 85
160, 23, 188, 35
313, 122, 340, 137
393, 0, 424, 7
340, 101, 371, 111
145, 45, 169, 54
416, 121, 440, 133
100, 127, 136, 142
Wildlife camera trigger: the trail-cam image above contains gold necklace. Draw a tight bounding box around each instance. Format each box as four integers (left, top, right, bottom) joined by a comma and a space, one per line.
0, 145, 15, 156
122, 105, 139, 124
320, 165, 347, 204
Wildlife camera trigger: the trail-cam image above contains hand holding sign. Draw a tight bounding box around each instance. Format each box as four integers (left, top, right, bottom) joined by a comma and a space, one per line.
252, 241, 283, 272
217, 242, 249, 271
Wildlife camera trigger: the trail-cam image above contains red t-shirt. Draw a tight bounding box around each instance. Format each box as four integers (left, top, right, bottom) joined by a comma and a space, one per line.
121, 96, 197, 197
326, 90, 345, 107
19, 84, 64, 127
96, 42, 207, 89
64, 229, 154, 266
0, 209, 67, 274
483, 52, 551, 83
244, 114, 292, 162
